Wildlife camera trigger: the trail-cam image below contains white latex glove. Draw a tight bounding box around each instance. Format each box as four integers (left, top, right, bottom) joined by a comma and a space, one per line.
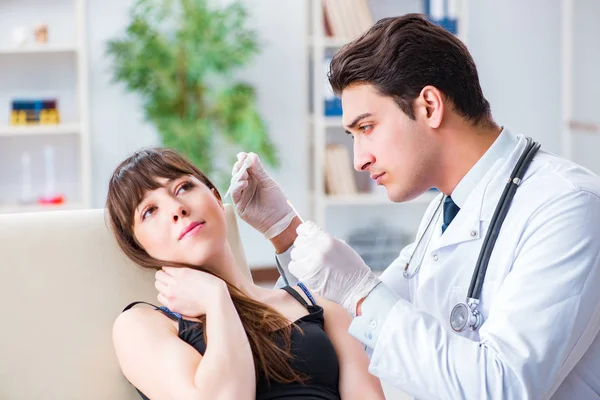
289, 221, 381, 315
230, 152, 296, 239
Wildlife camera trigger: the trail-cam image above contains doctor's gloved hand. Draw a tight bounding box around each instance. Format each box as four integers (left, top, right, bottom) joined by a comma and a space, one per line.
289, 221, 381, 315
230, 152, 296, 239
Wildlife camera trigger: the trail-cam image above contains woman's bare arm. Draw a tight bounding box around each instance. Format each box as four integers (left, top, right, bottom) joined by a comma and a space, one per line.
315, 293, 386, 400
113, 292, 255, 400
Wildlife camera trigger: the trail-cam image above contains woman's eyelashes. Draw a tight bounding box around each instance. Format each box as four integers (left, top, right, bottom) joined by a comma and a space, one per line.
140, 181, 196, 221
141, 205, 156, 221
176, 180, 194, 195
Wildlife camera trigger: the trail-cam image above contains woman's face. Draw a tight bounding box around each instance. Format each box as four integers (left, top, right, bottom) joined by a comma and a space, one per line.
132, 174, 227, 267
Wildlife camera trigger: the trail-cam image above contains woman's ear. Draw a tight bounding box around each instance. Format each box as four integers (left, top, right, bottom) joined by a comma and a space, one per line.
211, 188, 225, 211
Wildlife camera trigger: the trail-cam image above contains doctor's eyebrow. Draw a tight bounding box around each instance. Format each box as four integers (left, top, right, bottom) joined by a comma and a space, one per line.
344, 113, 373, 135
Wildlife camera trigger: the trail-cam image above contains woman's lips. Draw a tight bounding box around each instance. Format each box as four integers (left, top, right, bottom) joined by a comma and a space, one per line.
179, 221, 205, 240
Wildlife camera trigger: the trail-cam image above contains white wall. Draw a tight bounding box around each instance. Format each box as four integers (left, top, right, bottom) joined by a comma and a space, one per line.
467, 0, 563, 154
570, 0, 600, 175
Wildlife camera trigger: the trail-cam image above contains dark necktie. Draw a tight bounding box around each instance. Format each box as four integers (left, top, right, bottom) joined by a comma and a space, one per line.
442, 196, 460, 234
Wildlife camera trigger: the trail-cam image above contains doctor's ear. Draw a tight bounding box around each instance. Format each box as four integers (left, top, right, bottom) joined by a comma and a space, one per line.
415, 85, 444, 129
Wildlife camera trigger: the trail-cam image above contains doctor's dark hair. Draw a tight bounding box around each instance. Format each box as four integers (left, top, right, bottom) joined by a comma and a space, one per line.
106, 147, 306, 385
328, 13, 493, 126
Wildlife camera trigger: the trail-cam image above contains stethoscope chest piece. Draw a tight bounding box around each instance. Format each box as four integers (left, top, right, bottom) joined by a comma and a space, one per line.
450, 300, 482, 332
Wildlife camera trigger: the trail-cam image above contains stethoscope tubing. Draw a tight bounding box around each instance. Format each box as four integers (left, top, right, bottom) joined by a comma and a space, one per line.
467, 138, 540, 300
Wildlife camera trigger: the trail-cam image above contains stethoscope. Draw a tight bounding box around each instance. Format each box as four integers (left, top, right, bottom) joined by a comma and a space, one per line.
403, 137, 541, 332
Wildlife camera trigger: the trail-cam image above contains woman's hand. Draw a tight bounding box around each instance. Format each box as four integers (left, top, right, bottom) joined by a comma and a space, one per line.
155, 267, 229, 317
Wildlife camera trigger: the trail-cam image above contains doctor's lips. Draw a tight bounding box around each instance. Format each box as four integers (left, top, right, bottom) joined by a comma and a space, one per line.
371, 172, 385, 184
179, 221, 206, 240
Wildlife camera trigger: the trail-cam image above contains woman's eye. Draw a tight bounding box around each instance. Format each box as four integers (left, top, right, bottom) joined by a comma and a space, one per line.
142, 206, 156, 221
176, 181, 194, 195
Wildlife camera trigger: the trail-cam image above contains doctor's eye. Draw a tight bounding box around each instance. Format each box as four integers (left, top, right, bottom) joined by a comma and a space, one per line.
359, 124, 373, 133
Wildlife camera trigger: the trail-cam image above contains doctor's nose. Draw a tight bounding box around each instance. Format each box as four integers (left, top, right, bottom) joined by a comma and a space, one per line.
354, 142, 374, 172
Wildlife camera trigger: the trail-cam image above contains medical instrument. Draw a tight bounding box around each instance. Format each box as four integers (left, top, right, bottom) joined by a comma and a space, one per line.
274, 200, 304, 286
222, 156, 253, 201
402, 195, 445, 279
275, 256, 290, 286
403, 138, 540, 332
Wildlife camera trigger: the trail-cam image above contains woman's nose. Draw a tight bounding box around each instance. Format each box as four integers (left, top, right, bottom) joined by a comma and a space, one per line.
172, 203, 188, 222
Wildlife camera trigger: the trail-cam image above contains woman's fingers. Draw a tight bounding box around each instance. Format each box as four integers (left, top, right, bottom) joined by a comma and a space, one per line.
156, 269, 176, 284
157, 293, 168, 307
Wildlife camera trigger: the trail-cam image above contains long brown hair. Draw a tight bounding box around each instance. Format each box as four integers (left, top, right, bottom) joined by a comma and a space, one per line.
106, 147, 304, 384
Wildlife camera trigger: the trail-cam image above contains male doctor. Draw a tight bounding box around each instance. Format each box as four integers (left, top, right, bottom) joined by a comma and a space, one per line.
230, 14, 600, 399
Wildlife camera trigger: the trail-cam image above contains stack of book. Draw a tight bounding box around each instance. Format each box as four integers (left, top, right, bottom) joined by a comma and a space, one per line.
325, 144, 358, 195
323, 0, 373, 39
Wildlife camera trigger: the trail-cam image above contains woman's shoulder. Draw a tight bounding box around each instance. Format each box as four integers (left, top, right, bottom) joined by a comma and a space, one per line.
280, 284, 347, 314
286, 284, 352, 329
306, 291, 352, 326
114, 305, 178, 342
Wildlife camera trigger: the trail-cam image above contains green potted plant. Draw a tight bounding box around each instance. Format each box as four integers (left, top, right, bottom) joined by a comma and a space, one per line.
106, 0, 278, 187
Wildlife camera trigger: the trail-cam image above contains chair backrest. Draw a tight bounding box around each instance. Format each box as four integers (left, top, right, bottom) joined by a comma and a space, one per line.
0, 204, 248, 400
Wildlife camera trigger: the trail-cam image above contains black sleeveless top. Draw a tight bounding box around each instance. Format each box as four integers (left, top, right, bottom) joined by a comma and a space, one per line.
123, 283, 341, 400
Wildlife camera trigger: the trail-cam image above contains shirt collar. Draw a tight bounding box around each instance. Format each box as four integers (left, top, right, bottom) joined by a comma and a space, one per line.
450, 127, 518, 209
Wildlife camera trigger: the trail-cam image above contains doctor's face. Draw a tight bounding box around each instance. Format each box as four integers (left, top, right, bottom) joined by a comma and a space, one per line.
132, 175, 228, 268
342, 84, 437, 202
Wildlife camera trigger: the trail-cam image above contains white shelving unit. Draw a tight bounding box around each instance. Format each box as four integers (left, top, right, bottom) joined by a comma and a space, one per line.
0, 123, 81, 136
0, 201, 85, 214
307, 0, 467, 231
0, 0, 91, 213
0, 44, 78, 55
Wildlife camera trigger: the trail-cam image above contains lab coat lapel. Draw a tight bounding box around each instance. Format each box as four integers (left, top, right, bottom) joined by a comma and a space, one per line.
431, 136, 530, 252
430, 201, 483, 251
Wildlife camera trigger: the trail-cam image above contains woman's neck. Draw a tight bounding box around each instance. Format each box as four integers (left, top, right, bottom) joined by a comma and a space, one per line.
202, 243, 264, 298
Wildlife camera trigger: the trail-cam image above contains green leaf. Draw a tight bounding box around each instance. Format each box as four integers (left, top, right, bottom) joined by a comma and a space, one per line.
215, 82, 279, 167
105, 0, 277, 177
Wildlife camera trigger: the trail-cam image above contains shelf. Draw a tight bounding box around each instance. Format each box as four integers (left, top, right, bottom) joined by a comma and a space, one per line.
0, 44, 78, 55
324, 116, 343, 128
310, 36, 354, 48
0, 202, 85, 214
323, 190, 440, 206
310, 115, 343, 128
0, 123, 81, 136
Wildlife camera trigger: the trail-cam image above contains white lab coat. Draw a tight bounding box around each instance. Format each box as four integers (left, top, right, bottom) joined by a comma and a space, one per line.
369, 135, 600, 399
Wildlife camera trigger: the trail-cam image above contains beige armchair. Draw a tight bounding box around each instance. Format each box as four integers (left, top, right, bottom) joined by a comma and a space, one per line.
0, 204, 249, 400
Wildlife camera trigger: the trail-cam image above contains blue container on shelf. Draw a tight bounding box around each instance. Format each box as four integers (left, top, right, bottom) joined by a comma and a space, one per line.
10, 98, 60, 125
323, 54, 343, 117
430, 17, 457, 35
324, 96, 343, 117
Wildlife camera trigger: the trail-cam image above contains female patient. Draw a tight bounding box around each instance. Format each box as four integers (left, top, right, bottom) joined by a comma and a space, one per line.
106, 148, 385, 400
